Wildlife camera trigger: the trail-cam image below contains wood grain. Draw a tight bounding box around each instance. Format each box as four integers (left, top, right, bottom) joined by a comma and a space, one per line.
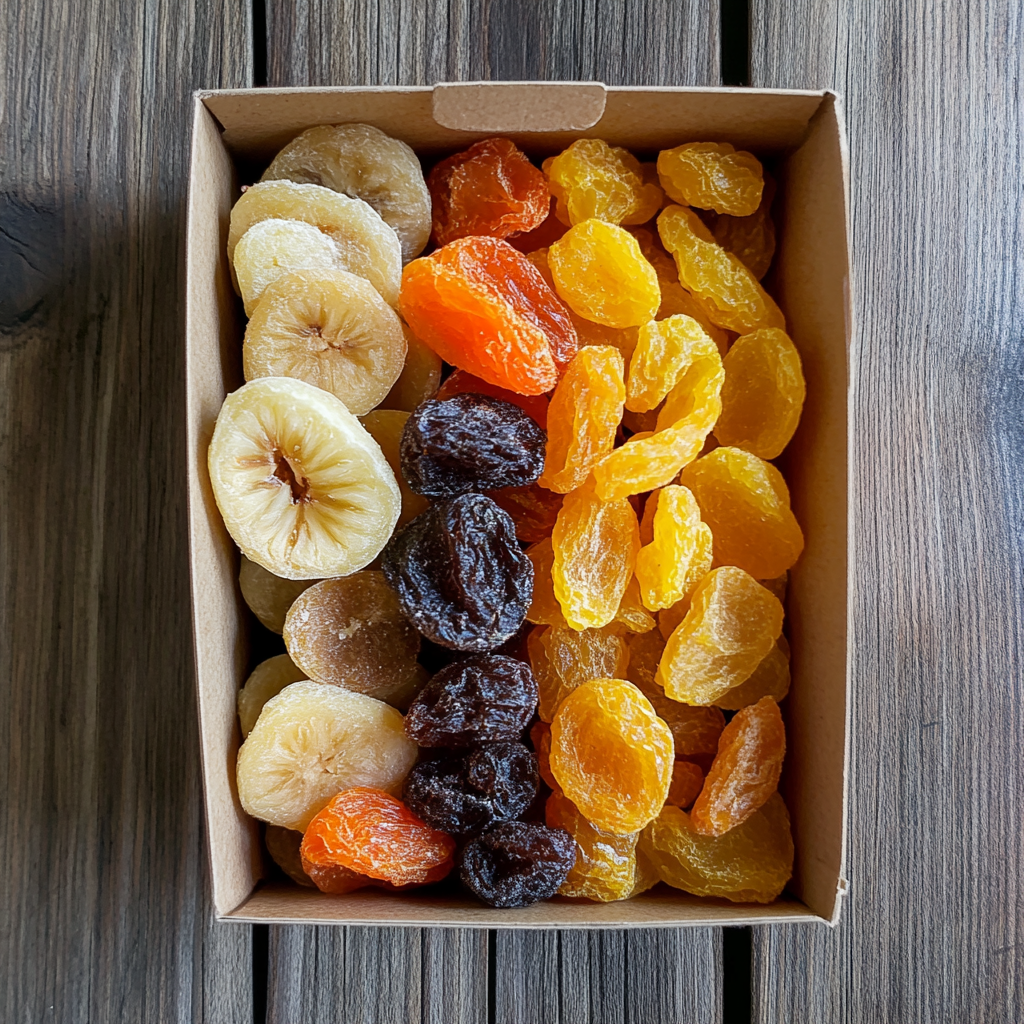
0, 0, 254, 1021
751, 0, 1024, 1020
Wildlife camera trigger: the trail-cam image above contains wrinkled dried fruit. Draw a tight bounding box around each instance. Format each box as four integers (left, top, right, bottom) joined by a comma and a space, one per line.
265, 825, 315, 887
401, 393, 547, 497
437, 368, 549, 429
634, 486, 714, 611
544, 139, 663, 226
400, 236, 578, 395
657, 566, 784, 705
546, 787, 638, 901
666, 761, 704, 809
711, 173, 777, 279
428, 137, 550, 245
529, 623, 630, 722
360, 410, 431, 529
243, 268, 407, 416
209, 377, 401, 580
378, 326, 443, 412
488, 483, 562, 543
530, 720, 557, 788
626, 315, 717, 413
237, 653, 307, 738
228, 181, 402, 306
552, 477, 640, 630
283, 573, 421, 703
301, 787, 455, 886
679, 447, 804, 578
550, 678, 674, 834
238, 555, 319, 633
403, 741, 539, 837
461, 821, 576, 908
262, 123, 431, 261
525, 538, 566, 626
548, 219, 661, 328
716, 636, 791, 710
658, 205, 784, 333
613, 575, 657, 633
404, 654, 538, 747
630, 845, 661, 896
691, 697, 785, 836
657, 142, 763, 216
540, 346, 625, 494
640, 792, 793, 902
715, 328, 806, 459
658, 599, 690, 643
383, 494, 534, 651
236, 681, 417, 831
506, 201, 566, 252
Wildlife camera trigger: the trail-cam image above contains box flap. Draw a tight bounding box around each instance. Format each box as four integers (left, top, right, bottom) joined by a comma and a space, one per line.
432, 81, 607, 132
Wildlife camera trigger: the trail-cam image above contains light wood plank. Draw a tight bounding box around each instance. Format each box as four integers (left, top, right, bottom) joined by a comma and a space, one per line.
0, 0, 254, 1021
751, 0, 1024, 1020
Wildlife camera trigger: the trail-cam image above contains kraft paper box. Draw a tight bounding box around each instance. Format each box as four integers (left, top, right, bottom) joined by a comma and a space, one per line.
186, 82, 851, 928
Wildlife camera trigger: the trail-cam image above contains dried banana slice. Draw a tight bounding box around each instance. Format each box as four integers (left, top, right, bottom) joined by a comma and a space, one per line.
237, 653, 306, 738
208, 377, 401, 580
228, 181, 402, 306
242, 268, 407, 416
262, 124, 431, 262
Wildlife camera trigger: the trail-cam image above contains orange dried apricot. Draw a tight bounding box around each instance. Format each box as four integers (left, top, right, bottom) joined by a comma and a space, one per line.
679, 447, 804, 579
658, 205, 785, 333
551, 477, 640, 630
539, 346, 625, 494
715, 328, 806, 459
657, 566, 784, 705
666, 760, 704, 809
300, 787, 455, 887
506, 201, 566, 252
428, 138, 549, 246
400, 236, 578, 395
549, 220, 661, 328
613, 575, 657, 633
691, 696, 786, 836
437, 368, 549, 429
715, 635, 791, 710
711, 173, 777, 279
550, 678, 674, 834
657, 142, 764, 216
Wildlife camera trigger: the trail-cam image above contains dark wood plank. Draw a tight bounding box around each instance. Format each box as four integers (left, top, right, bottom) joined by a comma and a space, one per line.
751, 1, 1024, 1020
263, 2, 724, 1022
0, 0, 254, 1020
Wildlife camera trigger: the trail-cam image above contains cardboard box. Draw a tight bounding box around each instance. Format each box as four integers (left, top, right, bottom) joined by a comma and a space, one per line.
186, 82, 851, 927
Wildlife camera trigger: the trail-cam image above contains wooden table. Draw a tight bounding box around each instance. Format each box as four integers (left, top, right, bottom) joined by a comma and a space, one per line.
3, 1, 1021, 1020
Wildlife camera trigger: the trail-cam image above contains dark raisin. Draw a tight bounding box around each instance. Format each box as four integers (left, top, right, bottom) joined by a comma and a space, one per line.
460, 821, 576, 908
403, 742, 539, 837
401, 393, 546, 497
404, 654, 538, 747
382, 493, 534, 651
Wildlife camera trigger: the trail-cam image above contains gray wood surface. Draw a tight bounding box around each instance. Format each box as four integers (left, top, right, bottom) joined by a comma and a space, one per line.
750, 1, 1024, 1021
0, 0, 254, 1022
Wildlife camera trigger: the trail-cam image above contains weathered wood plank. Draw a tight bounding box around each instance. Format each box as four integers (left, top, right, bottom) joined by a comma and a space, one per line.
751, 1, 1024, 1021
0, 0, 254, 1021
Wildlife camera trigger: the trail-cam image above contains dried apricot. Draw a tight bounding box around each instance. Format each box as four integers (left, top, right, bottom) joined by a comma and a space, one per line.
428, 137, 549, 245
715, 328, 806, 459
657, 566, 784, 705
657, 142, 763, 216
530, 720, 557, 788
437, 368, 549, 429
613, 576, 657, 633
300, 787, 455, 886
691, 696, 785, 835
711, 173, 777, 279
550, 678, 674, 834
548, 220, 661, 328
679, 447, 804, 578
666, 761, 704, 809
506, 201, 566, 252
525, 538, 567, 626
400, 236, 578, 395
488, 483, 563, 543
715, 636, 791, 710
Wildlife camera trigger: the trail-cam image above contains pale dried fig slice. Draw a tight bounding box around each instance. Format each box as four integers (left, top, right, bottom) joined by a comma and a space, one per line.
238, 555, 319, 633
237, 653, 307, 737
228, 180, 402, 306
208, 377, 401, 580
262, 124, 431, 262
242, 268, 407, 416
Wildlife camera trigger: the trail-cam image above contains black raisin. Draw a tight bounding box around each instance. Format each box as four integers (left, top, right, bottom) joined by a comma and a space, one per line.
403, 742, 539, 837
400, 393, 546, 497
382, 493, 533, 651
460, 821, 577, 908
404, 654, 538, 747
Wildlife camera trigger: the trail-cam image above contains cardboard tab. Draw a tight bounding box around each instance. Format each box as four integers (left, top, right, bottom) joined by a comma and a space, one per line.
432, 81, 607, 132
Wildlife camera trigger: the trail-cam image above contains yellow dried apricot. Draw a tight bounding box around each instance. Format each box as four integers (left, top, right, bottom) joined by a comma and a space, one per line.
657, 142, 764, 216
550, 678, 674, 834
679, 447, 804, 579
525, 537, 567, 626
715, 635, 791, 710
715, 328, 806, 459
711, 173, 777, 279
626, 315, 717, 413
691, 696, 786, 836
549, 220, 661, 328
666, 760, 704, 809
657, 566, 784, 705
613, 575, 657, 633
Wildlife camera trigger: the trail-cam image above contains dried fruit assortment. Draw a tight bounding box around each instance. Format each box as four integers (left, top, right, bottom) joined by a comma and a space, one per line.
213, 124, 807, 909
